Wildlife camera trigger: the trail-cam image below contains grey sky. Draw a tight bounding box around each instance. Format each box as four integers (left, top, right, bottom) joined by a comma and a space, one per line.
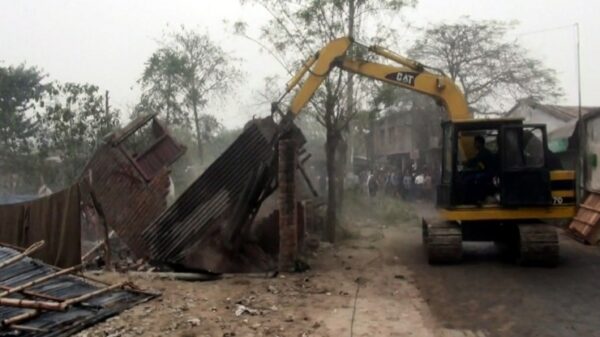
1, 0, 597, 128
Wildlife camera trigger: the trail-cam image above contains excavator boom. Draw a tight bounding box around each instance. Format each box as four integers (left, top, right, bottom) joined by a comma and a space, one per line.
283, 37, 470, 121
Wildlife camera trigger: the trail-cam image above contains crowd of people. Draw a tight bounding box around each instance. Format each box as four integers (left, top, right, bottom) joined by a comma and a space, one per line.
362, 163, 436, 202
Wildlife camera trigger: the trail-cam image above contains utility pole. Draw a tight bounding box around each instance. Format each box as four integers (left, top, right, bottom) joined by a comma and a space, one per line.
576, 23, 582, 121
105, 90, 110, 119
575, 22, 584, 203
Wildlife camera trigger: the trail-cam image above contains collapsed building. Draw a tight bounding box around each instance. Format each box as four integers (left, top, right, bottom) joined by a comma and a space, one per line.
0, 113, 319, 273
0, 112, 320, 335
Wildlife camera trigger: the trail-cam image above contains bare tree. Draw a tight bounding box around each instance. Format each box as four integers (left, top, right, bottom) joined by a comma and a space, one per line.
238, 0, 415, 242
410, 18, 563, 114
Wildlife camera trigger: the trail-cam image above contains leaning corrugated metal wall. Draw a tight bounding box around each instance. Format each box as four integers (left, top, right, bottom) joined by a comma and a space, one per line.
142, 117, 279, 270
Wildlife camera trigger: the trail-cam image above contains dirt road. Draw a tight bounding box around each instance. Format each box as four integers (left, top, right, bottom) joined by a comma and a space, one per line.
399, 202, 600, 337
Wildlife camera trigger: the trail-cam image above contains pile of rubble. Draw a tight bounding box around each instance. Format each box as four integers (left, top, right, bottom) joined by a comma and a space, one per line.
1, 114, 324, 336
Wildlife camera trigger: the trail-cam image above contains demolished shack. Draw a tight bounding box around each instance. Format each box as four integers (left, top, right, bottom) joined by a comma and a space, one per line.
1, 113, 318, 275
0, 114, 186, 269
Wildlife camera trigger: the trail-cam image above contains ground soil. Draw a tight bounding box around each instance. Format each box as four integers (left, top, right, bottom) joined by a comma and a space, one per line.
76, 206, 434, 337
76, 200, 600, 337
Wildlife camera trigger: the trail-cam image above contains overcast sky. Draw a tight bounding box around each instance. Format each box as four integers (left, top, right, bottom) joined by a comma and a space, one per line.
1, 0, 597, 128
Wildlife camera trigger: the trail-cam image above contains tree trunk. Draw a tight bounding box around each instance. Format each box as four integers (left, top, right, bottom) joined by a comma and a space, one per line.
344, 0, 356, 193
325, 129, 339, 243
192, 101, 203, 163
166, 77, 171, 125
367, 109, 377, 168
337, 134, 347, 212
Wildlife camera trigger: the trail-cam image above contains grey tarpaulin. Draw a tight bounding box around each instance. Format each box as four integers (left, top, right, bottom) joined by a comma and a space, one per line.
0, 184, 81, 268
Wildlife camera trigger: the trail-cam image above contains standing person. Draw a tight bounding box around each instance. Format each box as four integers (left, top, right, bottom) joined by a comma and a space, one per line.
414, 172, 425, 200
423, 168, 433, 201
391, 171, 400, 197
367, 170, 378, 197
402, 169, 413, 201
359, 170, 368, 194
383, 171, 392, 195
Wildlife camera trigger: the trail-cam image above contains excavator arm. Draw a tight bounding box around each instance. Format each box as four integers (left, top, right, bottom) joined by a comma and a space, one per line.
282, 37, 470, 121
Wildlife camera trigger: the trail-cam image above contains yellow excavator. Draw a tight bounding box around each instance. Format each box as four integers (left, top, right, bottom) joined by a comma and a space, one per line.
276, 37, 576, 266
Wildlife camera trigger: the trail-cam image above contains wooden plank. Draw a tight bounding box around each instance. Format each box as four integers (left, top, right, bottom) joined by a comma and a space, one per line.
570, 192, 600, 242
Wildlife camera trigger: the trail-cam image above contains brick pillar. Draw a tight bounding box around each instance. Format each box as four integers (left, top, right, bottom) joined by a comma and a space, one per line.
278, 139, 297, 272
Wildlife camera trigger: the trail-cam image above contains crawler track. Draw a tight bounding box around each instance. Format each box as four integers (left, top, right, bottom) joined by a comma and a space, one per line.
423, 219, 463, 264
517, 224, 559, 267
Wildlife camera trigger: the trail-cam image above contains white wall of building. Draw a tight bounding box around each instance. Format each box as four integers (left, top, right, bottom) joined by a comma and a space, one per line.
508, 105, 567, 133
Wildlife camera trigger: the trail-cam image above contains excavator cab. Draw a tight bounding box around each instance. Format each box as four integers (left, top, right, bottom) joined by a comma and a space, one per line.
438, 119, 553, 208
426, 118, 575, 266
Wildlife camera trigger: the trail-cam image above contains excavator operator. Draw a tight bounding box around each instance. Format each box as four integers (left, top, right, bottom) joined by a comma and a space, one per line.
463, 135, 498, 204
465, 135, 496, 172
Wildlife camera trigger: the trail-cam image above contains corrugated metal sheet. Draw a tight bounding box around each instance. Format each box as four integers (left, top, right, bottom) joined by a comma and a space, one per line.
0, 245, 155, 337
142, 117, 280, 271
569, 192, 600, 244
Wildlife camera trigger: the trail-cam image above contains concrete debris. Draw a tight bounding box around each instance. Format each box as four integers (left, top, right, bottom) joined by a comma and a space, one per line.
235, 304, 259, 317
186, 317, 201, 327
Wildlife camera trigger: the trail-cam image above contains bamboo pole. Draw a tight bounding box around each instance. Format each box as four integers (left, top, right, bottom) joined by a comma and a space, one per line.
0, 285, 61, 302
60, 282, 127, 308
0, 263, 85, 298
2, 310, 38, 326
0, 241, 45, 270
10, 324, 48, 332
0, 297, 62, 311
0, 282, 127, 312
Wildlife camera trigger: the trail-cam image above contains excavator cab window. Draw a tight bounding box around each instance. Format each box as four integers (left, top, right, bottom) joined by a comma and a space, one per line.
499, 124, 552, 206
503, 127, 545, 169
